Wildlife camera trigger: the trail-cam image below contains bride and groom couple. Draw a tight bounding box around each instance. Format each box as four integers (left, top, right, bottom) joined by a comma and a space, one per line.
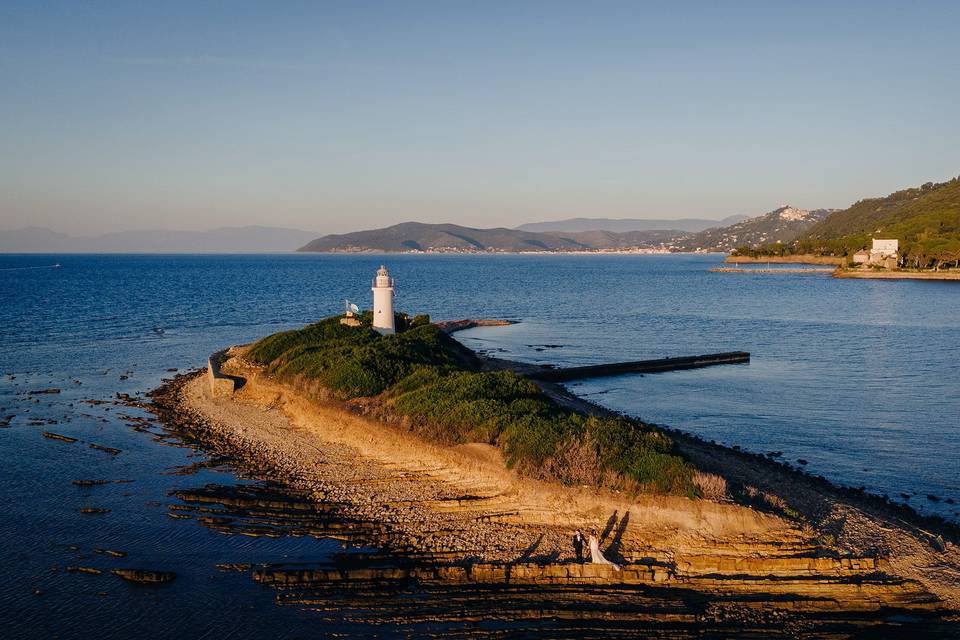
572, 529, 621, 571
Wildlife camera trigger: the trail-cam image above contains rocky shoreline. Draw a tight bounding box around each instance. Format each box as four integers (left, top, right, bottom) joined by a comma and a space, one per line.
141, 342, 960, 634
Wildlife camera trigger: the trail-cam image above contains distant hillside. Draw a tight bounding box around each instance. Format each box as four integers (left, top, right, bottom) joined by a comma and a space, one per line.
0, 226, 320, 253
737, 177, 960, 268
516, 215, 748, 233
298, 222, 691, 253
300, 222, 583, 252
794, 178, 960, 266
675, 206, 835, 252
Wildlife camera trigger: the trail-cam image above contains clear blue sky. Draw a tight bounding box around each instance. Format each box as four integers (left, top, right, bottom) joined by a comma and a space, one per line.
1, 1, 958, 234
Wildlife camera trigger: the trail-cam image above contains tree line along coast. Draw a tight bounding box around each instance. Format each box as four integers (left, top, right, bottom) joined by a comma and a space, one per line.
731, 176, 960, 273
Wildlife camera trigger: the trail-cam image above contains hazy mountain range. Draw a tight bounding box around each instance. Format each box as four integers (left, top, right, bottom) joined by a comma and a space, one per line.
295, 206, 833, 253
0, 226, 321, 253
2, 207, 836, 254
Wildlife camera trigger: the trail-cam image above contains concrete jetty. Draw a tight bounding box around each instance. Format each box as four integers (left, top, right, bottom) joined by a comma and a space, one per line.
530, 351, 750, 382
709, 267, 836, 274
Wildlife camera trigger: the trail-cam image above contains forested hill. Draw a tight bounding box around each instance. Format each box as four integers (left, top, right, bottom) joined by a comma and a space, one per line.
792, 177, 960, 266
297, 222, 691, 252
734, 177, 960, 268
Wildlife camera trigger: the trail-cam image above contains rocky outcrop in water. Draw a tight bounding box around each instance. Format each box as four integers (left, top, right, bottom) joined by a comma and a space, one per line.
110, 569, 176, 584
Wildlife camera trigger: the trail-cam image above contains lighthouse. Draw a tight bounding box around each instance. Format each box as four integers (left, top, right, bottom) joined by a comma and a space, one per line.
371, 265, 395, 335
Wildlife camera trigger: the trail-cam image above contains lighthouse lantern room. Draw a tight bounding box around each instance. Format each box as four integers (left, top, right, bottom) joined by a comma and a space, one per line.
371, 265, 395, 335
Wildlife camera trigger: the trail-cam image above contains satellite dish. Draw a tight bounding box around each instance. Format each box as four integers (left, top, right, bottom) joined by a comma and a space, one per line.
350, 303, 360, 314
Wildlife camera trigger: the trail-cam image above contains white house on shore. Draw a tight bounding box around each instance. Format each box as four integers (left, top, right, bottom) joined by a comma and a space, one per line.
853, 239, 899, 268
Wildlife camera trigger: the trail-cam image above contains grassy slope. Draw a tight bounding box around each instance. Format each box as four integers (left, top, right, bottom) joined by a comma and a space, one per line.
737, 178, 960, 267
247, 316, 696, 496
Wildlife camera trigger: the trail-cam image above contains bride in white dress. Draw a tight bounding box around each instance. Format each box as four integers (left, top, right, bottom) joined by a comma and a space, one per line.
588, 530, 621, 570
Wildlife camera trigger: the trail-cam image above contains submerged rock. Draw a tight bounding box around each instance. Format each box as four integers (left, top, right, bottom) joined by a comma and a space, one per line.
88, 443, 121, 455
111, 568, 176, 584
42, 431, 77, 443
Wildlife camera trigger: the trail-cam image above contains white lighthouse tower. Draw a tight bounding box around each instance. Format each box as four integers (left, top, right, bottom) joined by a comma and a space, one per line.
371, 265, 395, 335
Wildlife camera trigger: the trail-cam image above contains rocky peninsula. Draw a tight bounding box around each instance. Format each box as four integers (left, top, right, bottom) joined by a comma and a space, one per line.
148, 316, 960, 635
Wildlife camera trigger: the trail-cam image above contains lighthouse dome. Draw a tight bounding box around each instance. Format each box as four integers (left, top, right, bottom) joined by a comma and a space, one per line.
373, 265, 394, 288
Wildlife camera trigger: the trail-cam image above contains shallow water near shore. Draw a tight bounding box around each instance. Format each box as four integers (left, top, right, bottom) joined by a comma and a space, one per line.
1, 252, 958, 637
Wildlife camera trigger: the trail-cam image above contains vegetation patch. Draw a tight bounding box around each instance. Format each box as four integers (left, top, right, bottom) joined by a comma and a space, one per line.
247, 315, 696, 496
733, 176, 960, 269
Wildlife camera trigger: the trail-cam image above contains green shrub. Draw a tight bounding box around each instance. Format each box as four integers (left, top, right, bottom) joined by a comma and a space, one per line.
247, 317, 375, 365
248, 322, 469, 399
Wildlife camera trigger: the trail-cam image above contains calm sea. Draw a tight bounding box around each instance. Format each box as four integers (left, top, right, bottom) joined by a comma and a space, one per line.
1, 253, 958, 637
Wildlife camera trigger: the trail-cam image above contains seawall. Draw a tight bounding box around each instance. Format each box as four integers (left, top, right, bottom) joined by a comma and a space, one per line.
724, 254, 844, 265
530, 352, 750, 382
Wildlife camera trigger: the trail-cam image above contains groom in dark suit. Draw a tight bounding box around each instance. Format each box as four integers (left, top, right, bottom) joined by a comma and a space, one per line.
572, 529, 585, 562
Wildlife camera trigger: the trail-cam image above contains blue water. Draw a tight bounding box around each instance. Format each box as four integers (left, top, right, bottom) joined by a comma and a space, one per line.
1, 253, 958, 637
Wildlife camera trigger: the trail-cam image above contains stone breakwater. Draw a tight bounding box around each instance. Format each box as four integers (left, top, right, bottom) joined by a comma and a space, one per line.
435, 318, 518, 334
710, 267, 836, 274
723, 254, 845, 265
144, 361, 960, 633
